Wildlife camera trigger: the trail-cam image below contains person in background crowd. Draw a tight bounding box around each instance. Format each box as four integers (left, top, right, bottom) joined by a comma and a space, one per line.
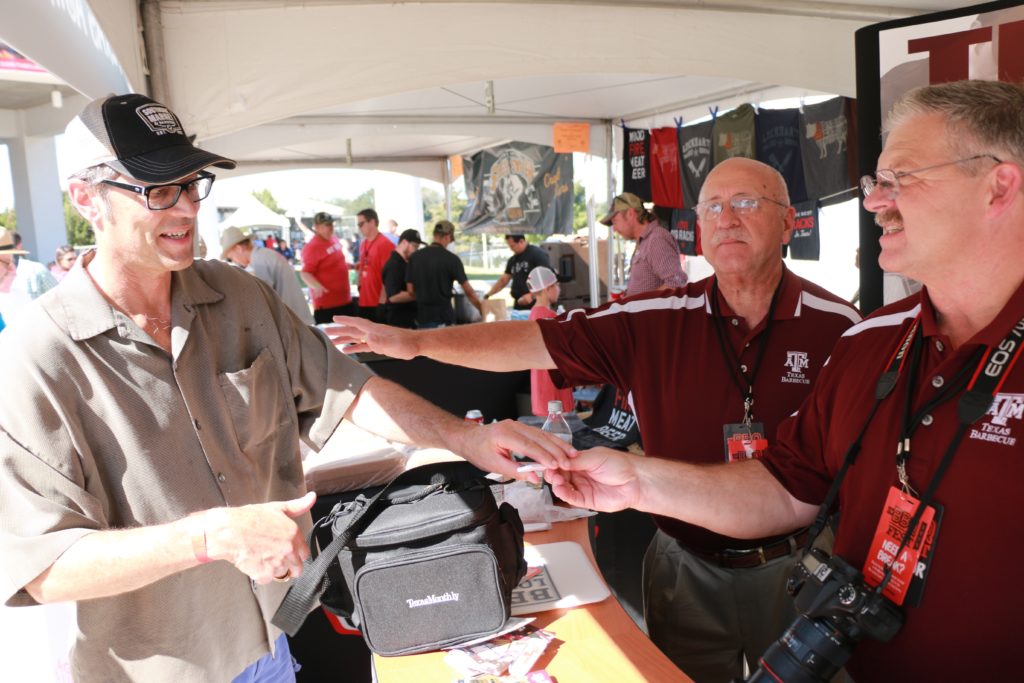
383, 218, 400, 246
220, 226, 314, 324
0, 228, 58, 301
356, 208, 394, 322
300, 211, 355, 324
541, 78, 1024, 683
276, 239, 294, 262
483, 234, 551, 310
50, 245, 78, 282
330, 157, 861, 682
380, 228, 422, 328
525, 266, 574, 417
0, 93, 573, 683
602, 192, 687, 296
405, 220, 482, 328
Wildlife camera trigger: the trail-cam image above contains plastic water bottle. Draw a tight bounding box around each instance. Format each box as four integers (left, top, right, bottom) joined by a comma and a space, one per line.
541, 400, 573, 445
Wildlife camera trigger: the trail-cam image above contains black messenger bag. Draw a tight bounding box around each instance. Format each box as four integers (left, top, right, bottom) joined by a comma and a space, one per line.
272, 461, 527, 656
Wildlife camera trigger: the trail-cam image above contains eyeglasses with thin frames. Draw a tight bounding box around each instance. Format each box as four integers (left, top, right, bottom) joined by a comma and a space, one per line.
694, 195, 789, 222
860, 154, 1001, 201
101, 172, 216, 210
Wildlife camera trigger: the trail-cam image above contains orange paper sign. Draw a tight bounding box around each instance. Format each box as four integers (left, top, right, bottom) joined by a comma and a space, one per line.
553, 122, 590, 153
449, 155, 463, 181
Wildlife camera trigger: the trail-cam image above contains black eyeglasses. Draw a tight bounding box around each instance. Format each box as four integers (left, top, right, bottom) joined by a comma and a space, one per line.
101, 172, 215, 210
694, 195, 789, 222
860, 154, 1001, 200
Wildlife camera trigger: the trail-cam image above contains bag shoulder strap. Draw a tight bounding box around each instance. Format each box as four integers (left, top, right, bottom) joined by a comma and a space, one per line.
272, 480, 397, 635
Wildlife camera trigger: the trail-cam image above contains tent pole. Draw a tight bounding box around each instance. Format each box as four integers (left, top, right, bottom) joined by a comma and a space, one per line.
605, 120, 616, 302
140, 0, 169, 102
443, 157, 452, 220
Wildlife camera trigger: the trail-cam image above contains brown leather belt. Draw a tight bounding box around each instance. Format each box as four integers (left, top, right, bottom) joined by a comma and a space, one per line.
687, 529, 810, 570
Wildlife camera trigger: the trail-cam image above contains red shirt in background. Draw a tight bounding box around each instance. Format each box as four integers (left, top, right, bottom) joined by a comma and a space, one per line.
528, 304, 575, 417
358, 234, 394, 309
301, 234, 351, 310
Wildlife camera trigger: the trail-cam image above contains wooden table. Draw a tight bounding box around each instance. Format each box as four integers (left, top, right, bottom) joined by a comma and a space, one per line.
372, 518, 691, 682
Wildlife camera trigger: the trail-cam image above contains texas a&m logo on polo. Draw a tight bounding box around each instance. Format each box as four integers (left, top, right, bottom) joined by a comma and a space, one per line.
781, 350, 810, 384
970, 392, 1024, 447
136, 104, 184, 136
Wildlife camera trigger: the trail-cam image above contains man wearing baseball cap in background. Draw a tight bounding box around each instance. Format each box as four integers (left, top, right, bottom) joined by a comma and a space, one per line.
601, 192, 686, 297
0, 228, 58, 327
380, 228, 423, 328
220, 225, 314, 324
300, 211, 355, 324
0, 94, 574, 683
404, 219, 483, 328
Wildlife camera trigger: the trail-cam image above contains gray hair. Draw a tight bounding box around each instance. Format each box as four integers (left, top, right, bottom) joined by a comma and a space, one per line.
885, 80, 1024, 166
69, 164, 119, 200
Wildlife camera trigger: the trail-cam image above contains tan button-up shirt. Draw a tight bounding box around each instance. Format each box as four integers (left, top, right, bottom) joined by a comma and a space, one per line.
0, 255, 373, 682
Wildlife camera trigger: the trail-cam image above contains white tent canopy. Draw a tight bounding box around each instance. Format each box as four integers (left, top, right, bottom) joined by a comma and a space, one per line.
66, 0, 965, 180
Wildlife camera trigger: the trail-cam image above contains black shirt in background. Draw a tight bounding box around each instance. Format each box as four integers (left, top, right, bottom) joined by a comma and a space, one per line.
505, 244, 550, 309
406, 243, 469, 326
381, 250, 416, 328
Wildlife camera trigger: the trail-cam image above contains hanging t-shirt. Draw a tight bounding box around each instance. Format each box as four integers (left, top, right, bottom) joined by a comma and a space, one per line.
622, 126, 651, 199
756, 107, 807, 203
712, 104, 756, 166
787, 199, 820, 261
669, 208, 699, 256
799, 97, 851, 204
649, 127, 683, 209
678, 120, 713, 209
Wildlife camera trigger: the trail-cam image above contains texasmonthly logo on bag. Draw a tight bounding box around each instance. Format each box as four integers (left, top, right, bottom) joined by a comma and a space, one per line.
406, 591, 460, 609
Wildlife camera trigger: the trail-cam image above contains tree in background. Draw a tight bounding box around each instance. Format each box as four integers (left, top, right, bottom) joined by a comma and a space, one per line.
0, 207, 15, 231
422, 187, 467, 229
252, 188, 284, 214
328, 189, 376, 216
572, 181, 588, 232
63, 194, 94, 246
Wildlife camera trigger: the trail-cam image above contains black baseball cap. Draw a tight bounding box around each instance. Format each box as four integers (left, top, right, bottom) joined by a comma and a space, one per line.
399, 229, 423, 244
313, 212, 334, 225
63, 93, 235, 183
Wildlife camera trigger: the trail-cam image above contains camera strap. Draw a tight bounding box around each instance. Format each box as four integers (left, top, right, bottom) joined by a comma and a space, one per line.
802, 313, 1024, 592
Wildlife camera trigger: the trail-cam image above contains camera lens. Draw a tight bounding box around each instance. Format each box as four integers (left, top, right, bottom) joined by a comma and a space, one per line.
748, 615, 851, 683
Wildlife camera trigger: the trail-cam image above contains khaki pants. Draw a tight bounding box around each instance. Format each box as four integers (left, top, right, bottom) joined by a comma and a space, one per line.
643, 529, 834, 683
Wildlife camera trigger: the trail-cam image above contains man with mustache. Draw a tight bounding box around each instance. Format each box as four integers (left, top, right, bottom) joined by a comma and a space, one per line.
0, 94, 573, 683
330, 156, 861, 681
543, 80, 1024, 680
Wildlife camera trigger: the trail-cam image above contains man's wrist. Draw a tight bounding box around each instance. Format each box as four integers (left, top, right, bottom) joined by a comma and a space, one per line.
187, 511, 212, 564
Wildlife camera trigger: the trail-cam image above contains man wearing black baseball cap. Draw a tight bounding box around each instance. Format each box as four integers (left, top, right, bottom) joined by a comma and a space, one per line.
380, 228, 423, 328
0, 94, 574, 683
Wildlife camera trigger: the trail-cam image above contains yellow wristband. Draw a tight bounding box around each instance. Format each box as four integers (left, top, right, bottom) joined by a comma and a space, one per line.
188, 512, 211, 564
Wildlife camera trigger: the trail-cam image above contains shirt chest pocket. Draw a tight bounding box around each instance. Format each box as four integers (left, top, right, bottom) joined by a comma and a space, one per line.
218, 348, 292, 451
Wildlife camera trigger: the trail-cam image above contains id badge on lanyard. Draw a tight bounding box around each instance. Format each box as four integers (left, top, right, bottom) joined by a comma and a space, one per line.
723, 397, 768, 461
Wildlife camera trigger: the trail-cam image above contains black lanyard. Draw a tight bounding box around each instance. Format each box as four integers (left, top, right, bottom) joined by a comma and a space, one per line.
709, 272, 784, 424
803, 312, 1024, 596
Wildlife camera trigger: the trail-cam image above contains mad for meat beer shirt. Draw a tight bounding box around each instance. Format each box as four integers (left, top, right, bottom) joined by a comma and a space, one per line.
622, 126, 651, 199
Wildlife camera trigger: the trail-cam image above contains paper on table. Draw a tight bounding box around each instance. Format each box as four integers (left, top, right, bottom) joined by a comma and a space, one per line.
510, 541, 610, 615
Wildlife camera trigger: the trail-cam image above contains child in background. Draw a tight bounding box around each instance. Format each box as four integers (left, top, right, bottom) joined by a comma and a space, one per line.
526, 266, 574, 417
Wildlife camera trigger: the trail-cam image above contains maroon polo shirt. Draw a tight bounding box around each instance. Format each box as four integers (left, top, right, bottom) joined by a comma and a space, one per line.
763, 285, 1024, 682
538, 268, 860, 553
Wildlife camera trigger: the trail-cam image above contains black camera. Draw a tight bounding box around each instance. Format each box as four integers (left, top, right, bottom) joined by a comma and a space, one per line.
746, 548, 904, 682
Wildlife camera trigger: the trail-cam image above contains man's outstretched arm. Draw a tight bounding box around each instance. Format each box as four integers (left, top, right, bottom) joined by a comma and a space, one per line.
328, 316, 556, 372
344, 376, 574, 480
546, 448, 818, 540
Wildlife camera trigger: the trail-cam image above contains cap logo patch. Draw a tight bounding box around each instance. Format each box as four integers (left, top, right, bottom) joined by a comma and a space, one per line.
136, 104, 183, 135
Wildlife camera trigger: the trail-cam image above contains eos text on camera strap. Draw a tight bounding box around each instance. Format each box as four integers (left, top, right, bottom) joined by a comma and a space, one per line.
802, 313, 1024, 603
